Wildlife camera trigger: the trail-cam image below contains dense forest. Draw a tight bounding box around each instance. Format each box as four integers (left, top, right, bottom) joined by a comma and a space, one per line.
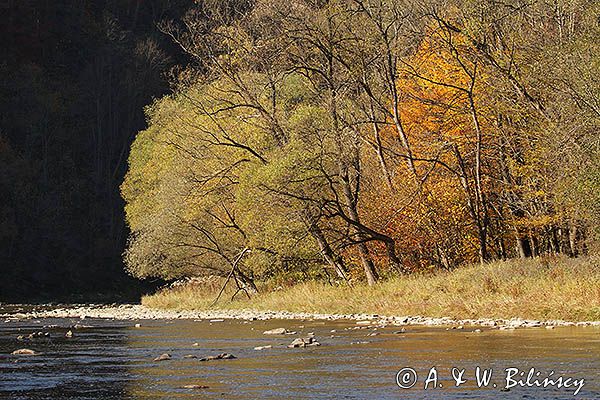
123, 0, 599, 289
0, 0, 196, 301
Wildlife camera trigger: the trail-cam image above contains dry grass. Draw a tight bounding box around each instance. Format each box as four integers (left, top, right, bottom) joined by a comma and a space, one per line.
142, 255, 600, 322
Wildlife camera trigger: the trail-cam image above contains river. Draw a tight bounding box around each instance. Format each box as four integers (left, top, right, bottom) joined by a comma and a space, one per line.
0, 307, 598, 399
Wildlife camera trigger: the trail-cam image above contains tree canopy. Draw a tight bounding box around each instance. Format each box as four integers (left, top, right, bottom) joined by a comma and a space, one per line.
122, 0, 600, 286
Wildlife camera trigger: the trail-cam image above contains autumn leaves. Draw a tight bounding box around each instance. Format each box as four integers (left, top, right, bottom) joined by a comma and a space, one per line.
122, 0, 599, 286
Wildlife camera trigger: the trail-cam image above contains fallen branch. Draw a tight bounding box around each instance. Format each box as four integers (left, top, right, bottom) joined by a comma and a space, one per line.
210, 248, 251, 307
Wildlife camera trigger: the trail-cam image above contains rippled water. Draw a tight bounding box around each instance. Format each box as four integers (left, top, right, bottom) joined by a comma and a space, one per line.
0, 308, 599, 399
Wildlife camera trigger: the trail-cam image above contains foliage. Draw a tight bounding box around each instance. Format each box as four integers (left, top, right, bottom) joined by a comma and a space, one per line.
123, 0, 600, 286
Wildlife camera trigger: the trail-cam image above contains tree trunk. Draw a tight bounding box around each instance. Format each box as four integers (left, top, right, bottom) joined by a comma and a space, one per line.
478, 226, 488, 264
549, 226, 560, 254
529, 230, 538, 258
437, 244, 451, 270
358, 242, 378, 286
368, 100, 393, 190
569, 222, 578, 257
515, 227, 532, 258
341, 179, 378, 285
384, 238, 405, 274
308, 222, 348, 281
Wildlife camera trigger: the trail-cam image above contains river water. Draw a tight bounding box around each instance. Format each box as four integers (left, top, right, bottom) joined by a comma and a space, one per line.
0, 308, 598, 399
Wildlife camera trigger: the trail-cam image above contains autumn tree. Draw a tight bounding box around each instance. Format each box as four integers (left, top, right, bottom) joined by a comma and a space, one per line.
122, 0, 599, 288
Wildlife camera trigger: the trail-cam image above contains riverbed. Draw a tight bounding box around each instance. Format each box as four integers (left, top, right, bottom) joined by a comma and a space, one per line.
0, 307, 599, 399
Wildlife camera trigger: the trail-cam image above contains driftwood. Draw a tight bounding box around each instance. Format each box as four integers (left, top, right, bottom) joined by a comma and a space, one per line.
210, 248, 252, 307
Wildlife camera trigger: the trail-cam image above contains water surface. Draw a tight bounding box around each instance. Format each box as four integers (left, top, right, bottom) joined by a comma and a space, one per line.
1, 308, 598, 399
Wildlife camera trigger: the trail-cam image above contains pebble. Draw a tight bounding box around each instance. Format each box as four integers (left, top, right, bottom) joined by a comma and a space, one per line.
0, 305, 595, 329
254, 345, 272, 350
499, 326, 515, 330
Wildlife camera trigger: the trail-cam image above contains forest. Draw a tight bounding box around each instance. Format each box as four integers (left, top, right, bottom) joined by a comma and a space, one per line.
0, 1, 194, 300
122, 0, 600, 290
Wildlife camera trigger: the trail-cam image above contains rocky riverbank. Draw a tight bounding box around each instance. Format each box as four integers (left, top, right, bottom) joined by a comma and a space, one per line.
2, 304, 599, 329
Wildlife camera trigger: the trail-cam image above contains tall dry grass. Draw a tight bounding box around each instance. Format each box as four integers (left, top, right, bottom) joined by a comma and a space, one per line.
142, 255, 600, 321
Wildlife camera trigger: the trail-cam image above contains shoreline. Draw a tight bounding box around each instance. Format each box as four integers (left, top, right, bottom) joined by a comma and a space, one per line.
2, 304, 600, 329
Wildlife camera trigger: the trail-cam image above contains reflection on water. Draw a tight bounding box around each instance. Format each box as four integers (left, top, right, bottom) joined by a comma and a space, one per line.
0, 311, 599, 399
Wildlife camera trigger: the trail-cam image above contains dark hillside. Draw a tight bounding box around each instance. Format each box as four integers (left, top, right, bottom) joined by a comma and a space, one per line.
0, 0, 191, 301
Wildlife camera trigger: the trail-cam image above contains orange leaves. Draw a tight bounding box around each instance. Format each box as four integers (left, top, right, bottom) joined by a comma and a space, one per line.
356, 25, 497, 270
398, 33, 474, 152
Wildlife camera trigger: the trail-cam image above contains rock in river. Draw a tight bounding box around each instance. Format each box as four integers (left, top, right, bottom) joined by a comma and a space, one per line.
199, 353, 236, 361
288, 337, 320, 348
182, 385, 209, 389
12, 349, 38, 355
263, 327, 288, 335
154, 353, 171, 361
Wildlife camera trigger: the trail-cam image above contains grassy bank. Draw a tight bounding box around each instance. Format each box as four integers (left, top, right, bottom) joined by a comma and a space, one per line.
142, 256, 600, 322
